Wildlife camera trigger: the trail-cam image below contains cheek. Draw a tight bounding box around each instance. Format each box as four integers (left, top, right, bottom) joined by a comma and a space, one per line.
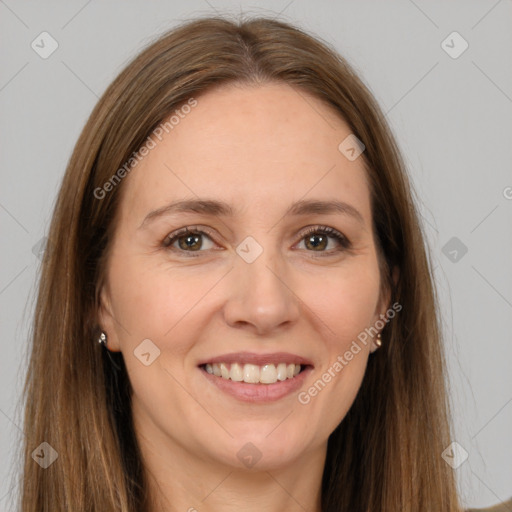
108, 256, 216, 343
300, 256, 381, 348
293, 263, 380, 439
107, 258, 212, 416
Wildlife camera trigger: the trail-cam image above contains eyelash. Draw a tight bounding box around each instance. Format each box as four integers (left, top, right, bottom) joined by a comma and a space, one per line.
162, 225, 351, 258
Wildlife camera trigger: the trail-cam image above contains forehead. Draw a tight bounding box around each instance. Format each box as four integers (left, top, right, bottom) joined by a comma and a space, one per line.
119, 82, 371, 225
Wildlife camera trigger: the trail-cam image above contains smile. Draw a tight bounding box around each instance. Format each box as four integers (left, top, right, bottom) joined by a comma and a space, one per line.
198, 352, 313, 403
202, 362, 302, 384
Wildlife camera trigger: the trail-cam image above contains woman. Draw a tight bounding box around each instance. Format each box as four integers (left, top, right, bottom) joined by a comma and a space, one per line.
21, 15, 475, 511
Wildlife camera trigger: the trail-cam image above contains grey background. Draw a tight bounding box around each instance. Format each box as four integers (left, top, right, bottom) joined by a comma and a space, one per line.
1, 0, 511, 509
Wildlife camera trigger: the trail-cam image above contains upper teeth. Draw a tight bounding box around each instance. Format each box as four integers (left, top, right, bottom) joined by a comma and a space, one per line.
204, 363, 301, 384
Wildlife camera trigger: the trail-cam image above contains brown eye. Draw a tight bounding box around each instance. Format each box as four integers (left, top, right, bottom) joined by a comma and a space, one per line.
297, 226, 350, 253
163, 227, 216, 255
304, 233, 328, 251
177, 233, 203, 251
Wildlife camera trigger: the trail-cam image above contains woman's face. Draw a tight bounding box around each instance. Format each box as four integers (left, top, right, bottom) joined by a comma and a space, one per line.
99, 83, 390, 471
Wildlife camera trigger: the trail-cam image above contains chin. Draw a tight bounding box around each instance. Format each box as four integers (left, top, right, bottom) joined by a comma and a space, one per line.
209, 429, 311, 471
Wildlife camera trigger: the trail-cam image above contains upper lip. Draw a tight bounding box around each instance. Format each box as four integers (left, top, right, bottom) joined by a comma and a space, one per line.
197, 351, 314, 367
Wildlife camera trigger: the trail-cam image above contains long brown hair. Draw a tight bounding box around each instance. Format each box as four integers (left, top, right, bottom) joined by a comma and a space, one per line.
21, 15, 462, 511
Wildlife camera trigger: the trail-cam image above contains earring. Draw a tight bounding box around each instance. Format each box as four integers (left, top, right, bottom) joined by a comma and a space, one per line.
375, 332, 382, 348
98, 331, 107, 347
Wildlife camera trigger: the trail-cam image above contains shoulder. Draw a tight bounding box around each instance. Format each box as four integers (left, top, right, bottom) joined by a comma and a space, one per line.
466, 498, 512, 512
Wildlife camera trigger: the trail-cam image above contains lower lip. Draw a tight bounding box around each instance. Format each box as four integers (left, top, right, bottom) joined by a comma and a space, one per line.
199, 366, 312, 403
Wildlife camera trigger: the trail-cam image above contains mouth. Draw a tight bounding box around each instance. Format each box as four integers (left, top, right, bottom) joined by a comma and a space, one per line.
200, 362, 307, 384
197, 352, 313, 403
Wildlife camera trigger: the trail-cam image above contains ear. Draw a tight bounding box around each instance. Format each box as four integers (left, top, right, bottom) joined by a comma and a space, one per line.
97, 282, 122, 352
370, 265, 400, 352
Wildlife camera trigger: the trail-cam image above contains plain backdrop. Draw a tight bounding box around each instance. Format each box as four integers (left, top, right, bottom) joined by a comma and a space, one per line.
0, 0, 511, 510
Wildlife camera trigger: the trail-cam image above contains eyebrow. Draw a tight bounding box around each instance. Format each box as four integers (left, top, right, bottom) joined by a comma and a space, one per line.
138, 198, 365, 229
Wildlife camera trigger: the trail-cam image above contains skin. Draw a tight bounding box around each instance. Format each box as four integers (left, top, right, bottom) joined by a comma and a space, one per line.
99, 82, 391, 512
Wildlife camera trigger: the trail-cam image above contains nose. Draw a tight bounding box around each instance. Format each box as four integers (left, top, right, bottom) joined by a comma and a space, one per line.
222, 247, 301, 336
